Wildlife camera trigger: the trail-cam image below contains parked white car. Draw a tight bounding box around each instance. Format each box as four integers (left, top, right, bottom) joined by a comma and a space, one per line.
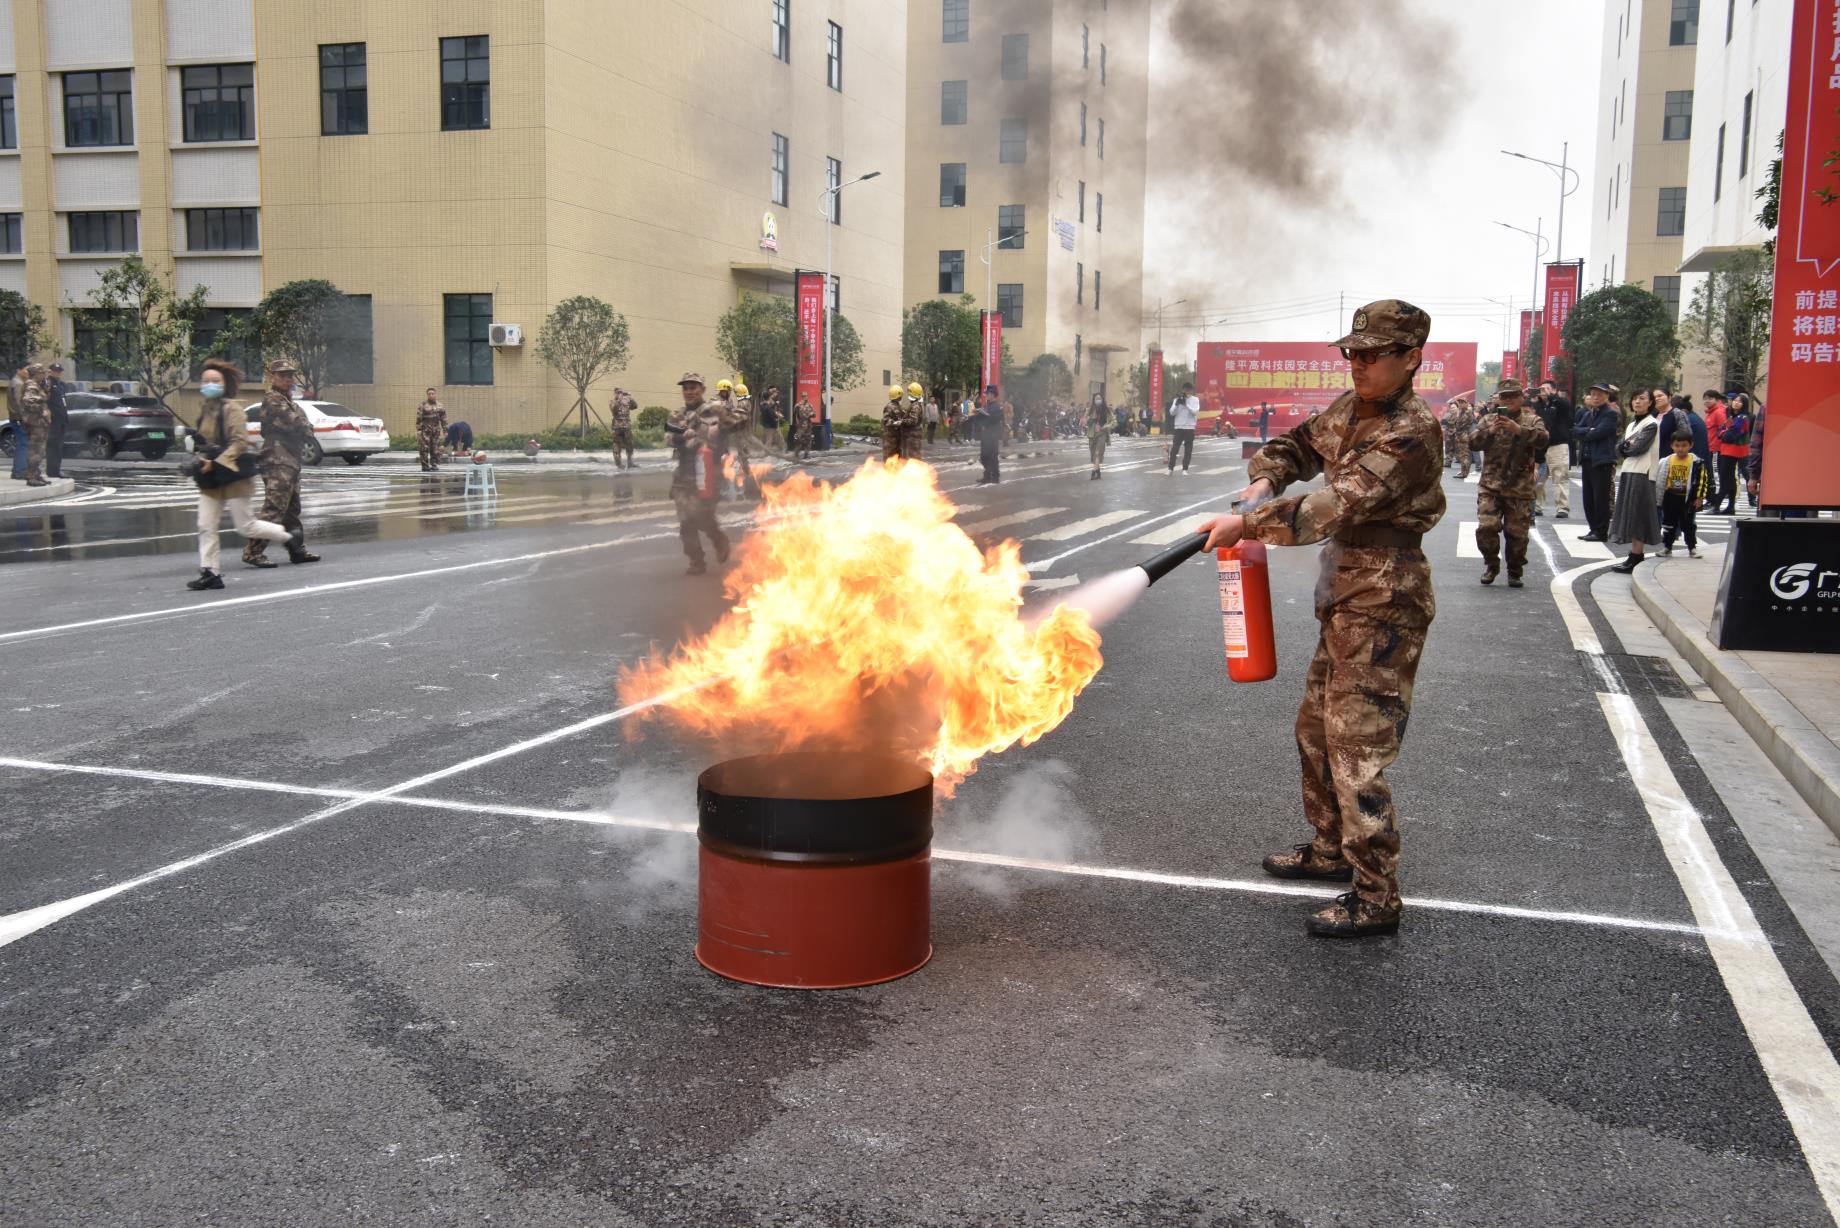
243, 400, 391, 465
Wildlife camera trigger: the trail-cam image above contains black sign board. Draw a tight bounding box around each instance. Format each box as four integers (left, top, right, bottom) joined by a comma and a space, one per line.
1710, 520, 1840, 652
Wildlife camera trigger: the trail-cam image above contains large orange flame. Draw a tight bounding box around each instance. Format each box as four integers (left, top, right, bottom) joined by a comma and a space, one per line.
619, 460, 1102, 792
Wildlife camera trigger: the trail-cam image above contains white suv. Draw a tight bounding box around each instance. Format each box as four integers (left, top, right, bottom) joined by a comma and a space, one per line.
244, 400, 391, 465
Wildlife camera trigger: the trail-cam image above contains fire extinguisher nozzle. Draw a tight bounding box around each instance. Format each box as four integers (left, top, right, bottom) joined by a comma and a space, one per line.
1137, 531, 1211, 586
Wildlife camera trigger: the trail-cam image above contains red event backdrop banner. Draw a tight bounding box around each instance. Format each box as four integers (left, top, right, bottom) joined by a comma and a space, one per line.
1194, 341, 1478, 431
794, 271, 826, 419
1541, 262, 1583, 384
1761, 0, 1840, 508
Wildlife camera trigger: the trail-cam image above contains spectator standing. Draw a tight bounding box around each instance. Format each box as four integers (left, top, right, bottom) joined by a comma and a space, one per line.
1657, 432, 1710, 558
971, 385, 1003, 484
1609, 388, 1665, 573
1665, 392, 1709, 464
16, 363, 50, 486
1575, 383, 1620, 542
1531, 381, 1574, 519
44, 363, 68, 480
1709, 391, 1751, 514
8, 367, 28, 481
1257, 401, 1273, 441
1700, 390, 1730, 509
925, 394, 941, 445
1165, 382, 1200, 475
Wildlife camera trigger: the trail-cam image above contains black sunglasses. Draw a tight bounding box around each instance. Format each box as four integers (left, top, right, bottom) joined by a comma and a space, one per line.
1339, 345, 1406, 365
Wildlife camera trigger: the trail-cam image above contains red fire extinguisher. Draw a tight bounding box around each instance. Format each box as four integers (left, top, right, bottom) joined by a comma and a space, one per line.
695, 445, 721, 500
1216, 541, 1277, 682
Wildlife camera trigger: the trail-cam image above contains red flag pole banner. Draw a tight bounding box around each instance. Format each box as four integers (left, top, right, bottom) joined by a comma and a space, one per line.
1760, 0, 1840, 509
981, 310, 1003, 395
794, 271, 826, 421
1195, 341, 1477, 434
1541, 262, 1584, 390
1148, 345, 1165, 423
1503, 349, 1519, 383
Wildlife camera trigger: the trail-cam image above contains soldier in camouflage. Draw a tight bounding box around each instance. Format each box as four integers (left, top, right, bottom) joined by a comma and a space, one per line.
791, 395, 816, 461
723, 384, 763, 499
608, 387, 637, 470
1086, 396, 1109, 480
1443, 397, 1477, 478
667, 372, 730, 575
902, 383, 927, 459
242, 358, 320, 568
1469, 377, 1547, 587
17, 363, 51, 486
415, 389, 447, 471
1196, 300, 1446, 939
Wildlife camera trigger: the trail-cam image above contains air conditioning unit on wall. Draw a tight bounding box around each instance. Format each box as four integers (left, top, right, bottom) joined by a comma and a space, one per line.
489, 323, 523, 347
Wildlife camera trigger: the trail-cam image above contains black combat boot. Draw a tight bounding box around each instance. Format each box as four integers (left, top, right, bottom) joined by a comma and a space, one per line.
1261, 843, 1353, 882
244, 554, 277, 569
685, 559, 707, 576
288, 549, 321, 564
1507, 573, 1525, 588
187, 569, 225, 591
1480, 564, 1499, 585
1306, 892, 1401, 939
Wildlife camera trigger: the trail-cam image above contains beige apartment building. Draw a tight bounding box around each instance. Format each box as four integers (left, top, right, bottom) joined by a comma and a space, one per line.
903, 0, 1147, 401
0, 0, 905, 434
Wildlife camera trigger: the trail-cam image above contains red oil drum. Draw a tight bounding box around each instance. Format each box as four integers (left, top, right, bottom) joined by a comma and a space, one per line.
696, 752, 933, 989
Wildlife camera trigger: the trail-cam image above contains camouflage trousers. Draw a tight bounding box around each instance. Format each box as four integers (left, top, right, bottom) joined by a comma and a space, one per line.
1449, 435, 1472, 478
792, 427, 813, 459
1475, 490, 1533, 575
244, 463, 303, 562
900, 425, 924, 460
672, 484, 728, 565
1296, 546, 1435, 914
1088, 432, 1107, 466
882, 428, 902, 463
611, 428, 634, 468
418, 428, 442, 468
22, 416, 48, 483
727, 434, 762, 498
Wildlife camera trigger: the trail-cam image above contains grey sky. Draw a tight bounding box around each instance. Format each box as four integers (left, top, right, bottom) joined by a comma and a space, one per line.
1144, 1, 1603, 365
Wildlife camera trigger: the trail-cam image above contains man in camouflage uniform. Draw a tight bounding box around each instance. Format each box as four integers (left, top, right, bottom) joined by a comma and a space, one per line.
608, 387, 637, 470
17, 363, 51, 487
1443, 396, 1477, 479
667, 373, 730, 575
1196, 300, 1446, 939
1469, 377, 1547, 588
1086, 396, 1110, 480
704, 380, 738, 496
415, 389, 447, 471
902, 383, 927, 459
791, 394, 816, 461
723, 383, 763, 499
243, 358, 316, 568
881, 385, 909, 462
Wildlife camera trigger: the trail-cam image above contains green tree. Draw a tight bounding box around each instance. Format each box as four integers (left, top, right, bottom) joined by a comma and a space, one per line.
231, 279, 369, 399
1561, 284, 1681, 396
901, 295, 983, 402
0, 290, 48, 371
536, 295, 632, 438
1682, 250, 1773, 392
1123, 358, 1195, 409
1519, 327, 1544, 388
1476, 360, 1501, 403
68, 255, 209, 413
1002, 352, 1074, 408
715, 293, 865, 406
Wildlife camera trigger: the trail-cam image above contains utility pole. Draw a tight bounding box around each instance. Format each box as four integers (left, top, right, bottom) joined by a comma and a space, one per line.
821, 169, 880, 448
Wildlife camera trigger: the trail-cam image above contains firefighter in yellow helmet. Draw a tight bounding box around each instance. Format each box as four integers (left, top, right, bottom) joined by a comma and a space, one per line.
902, 382, 926, 459
722, 381, 762, 500
882, 384, 909, 463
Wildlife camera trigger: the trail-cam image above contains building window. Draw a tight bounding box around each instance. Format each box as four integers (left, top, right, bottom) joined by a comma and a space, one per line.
444, 293, 493, 385
773, 0, 791, 62
0, 77, 14, 150
1001, 34, 1028, 80
1670, 0, 1698, 45
1713, 123, 1725, 201
1093, 270, 1101, 312
1082, 24, 1090, 68
772, 132, 790, 205
181, 64, 255, 142
827, 21, 843, 90
186, 207, 259, 251
1078, 179, 1086, 222
1076, 261, 1084, 305
68, 211, 138, 253
997, 203, 1024, 248
1097, 118, 1104, 159
63, 71, 134, 147
191, 307, 258, 378
1000, 118, 1026, 163
1096, 192, 1103, 233
1738, 90, 1753, 177
941, 80, 967, 124
1653, 275, 1682, 322
1080, 102, 1087, 146
938, 249, 965, 295
0, 213, 20, 255
330, 295, 374, 384
997, 282, 1023, 328
1657, 186, 1687, 236
440, 36, 490, 131
943, 0, 968, 43
829, 274, 840, 313
939, 162, 965, 207
320, 43, 367, 136
1100, 43, 1107, 83
1663, 90, 1692, 141
826, 157, 842, 224
73, 309, 137, 381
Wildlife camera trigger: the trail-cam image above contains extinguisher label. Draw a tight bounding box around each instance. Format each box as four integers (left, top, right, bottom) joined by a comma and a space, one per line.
1218, 557, 1249, 659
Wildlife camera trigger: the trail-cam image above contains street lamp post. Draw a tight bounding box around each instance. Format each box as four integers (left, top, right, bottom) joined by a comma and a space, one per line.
1495, 218, 1549, 331
978, 225, 1026, 392
820, 169, 880, 448
1501, 146, 1580, 266
1152, 297, 1188, 348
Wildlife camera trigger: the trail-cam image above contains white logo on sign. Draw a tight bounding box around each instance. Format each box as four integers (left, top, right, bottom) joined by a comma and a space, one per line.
1771, 563, 1819, 601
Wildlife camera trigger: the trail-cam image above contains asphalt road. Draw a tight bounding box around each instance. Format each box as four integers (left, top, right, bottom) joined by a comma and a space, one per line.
3, 438, 1837, 1227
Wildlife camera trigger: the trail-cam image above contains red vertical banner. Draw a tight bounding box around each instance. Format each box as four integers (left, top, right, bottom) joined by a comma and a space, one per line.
1761, 0, 1840, 508
981, 310, 1003, 394
794, 271, 826, 420
1148, 345, 1165, 418
1541, 262, 1582, 385
1502, 350, 1519, 383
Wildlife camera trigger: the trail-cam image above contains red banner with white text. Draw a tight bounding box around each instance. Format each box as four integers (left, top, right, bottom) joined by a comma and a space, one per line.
1542, 262, 1582, 386
1194, 341, 1478, 432
981, 310, 1003, 394
1760, 0, 1840, 507
1148, 346, 1165, 417
795, 271, 826, 420
1502, 350, 1519, 383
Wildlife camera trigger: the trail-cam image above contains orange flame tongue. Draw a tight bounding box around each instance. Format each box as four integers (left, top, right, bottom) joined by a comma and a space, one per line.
619, 460, 1103, 792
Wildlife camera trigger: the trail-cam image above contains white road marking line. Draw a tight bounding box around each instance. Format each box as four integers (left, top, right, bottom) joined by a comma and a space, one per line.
962, 507, 1067, 534
1597, 691, 1840, 1222
1187, 464, 1242, 476
1456, 521, 1483, 559
0, 753, 1721, 943
1028, 510, 1147, 542
1465, 471, 1480, 484
1536, 529, 1621, 656
1026, 497, 1222, 572
1130, 520, 1208, 547
1549, 521, 1616, 560
0, 683, 709, 948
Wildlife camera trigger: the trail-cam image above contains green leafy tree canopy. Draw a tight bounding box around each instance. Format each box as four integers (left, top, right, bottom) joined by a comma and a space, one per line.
901, 295, 983, 403
0, 290, 49, 372
536, 295, 631, 437
1682, 250, 1773, 392
1561, 284, 1682, 396
233, 279, 367, 399
715, 293, 865, 411
69, 255, 209, 413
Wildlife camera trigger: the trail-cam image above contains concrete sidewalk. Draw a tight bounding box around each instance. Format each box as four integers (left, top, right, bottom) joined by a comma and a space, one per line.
1633, 542, 1840, 840
0, 475, 76, 508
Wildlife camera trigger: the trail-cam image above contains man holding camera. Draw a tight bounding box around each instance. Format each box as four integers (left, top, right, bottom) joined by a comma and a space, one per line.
1531, 379, 1574, 520
1471, 378, 1548, 587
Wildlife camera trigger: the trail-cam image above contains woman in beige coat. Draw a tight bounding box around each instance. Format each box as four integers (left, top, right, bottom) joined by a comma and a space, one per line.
187, 359, 294, 591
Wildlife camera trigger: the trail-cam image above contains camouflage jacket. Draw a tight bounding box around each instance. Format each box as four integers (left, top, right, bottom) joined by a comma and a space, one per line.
905, 396, 926, 428
668, 399, 714, 453
712, 395, 750, 434
883, 398, 920, 431
609, 395, 634, 431
1470, 408, 1549, 498
18, 378, 49, 426
415, 401, 447, 434
258, 388, 314, 467
791, 402, 816, 432
1243, 384, 1447, 547
1444, 405, 1476, 440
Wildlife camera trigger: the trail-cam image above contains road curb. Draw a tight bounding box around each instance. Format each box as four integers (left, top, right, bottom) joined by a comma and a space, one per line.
1632, 561, 1840, 841
0, 477, 76, 508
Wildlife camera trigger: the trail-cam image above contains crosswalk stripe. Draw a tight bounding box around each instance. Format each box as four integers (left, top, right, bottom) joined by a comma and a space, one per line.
1465, 472, 1480, 485
1130, 520, 1207, 546
1027, 509, 1145, 542
1456, 521, 1483, 559
1548, 522, 1616, 560
962, 507, 1065, 533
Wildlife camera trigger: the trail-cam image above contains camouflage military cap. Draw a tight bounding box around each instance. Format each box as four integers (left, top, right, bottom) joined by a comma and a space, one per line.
25, 362, 46, 377
1497, 378, 1525, 396
265, 357, 299, 375
677, 371, 705, 387
1333, 299, 1432, 352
